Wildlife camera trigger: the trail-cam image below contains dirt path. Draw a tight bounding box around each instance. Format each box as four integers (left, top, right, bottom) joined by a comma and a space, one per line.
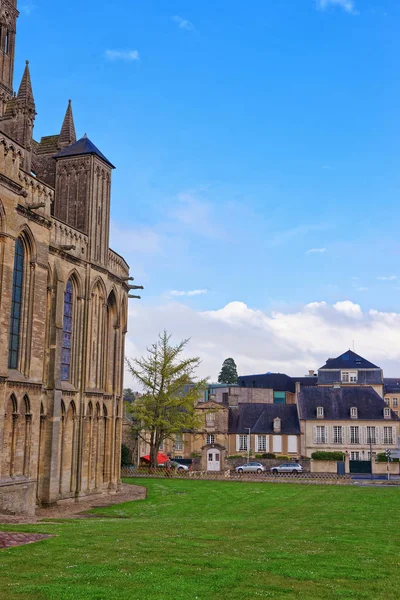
0, 483, 147, 525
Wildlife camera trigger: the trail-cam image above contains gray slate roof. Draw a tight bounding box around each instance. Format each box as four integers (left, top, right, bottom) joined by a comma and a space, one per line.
298, 386, 399, 421
54, 136, 115, 168
238, 373, 296, 392
229, 404, 300, 435
319, 350, 379, 371
384, 379, 400, 394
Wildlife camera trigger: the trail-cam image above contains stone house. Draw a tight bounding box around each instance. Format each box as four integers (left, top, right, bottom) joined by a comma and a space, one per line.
297, 386, 399, 460
228, 403, 301, 459
384, 379, 400, 418
316, 350, 384, 397
0, 1, 134, 515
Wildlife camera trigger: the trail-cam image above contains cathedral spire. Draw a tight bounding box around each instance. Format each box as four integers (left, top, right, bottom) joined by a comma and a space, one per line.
59, 99, 76, 148
17, 61, 35, 106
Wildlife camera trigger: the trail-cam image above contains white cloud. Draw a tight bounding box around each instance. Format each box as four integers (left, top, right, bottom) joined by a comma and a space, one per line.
172, 15, 194, 31
169, 289, 208, 297
377, 275, 397, 281
316, 0, 357, 14
306, 248, 326, 255
105, 50, 140, 62
356, 287, 368, 292
124, 299, 400, 386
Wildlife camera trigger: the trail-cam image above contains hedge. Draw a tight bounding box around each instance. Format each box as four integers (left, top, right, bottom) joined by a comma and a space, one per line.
376, 452, 400, 463
255, 453, 277, 459
311, 451, 345, 461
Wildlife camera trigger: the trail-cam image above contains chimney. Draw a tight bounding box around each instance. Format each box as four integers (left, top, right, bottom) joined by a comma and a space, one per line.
309, 370, 315, 376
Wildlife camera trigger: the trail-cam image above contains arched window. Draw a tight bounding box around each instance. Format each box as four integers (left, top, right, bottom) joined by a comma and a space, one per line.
61, 279, 73, 381
8, 238, 24, 369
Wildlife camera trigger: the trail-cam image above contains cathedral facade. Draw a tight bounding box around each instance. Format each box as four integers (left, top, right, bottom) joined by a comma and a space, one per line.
0, 1, 133, 515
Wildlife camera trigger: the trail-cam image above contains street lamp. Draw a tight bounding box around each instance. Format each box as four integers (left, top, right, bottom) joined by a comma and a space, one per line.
246, 428, 251, 462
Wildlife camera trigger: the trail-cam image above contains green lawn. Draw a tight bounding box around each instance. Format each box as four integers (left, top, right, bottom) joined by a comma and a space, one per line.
0, 479, 399, 600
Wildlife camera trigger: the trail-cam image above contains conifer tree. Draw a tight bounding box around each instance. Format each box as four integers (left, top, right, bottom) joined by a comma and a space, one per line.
218, 358, 238, 384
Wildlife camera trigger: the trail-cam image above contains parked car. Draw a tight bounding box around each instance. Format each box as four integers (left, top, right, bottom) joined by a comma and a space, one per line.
235, 462, 266, 474
171, 460, 190, 472
157, 460, 190, 472
270, 463, 303, 474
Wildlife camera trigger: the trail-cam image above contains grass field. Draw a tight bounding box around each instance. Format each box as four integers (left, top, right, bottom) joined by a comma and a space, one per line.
0, 479, 399, 600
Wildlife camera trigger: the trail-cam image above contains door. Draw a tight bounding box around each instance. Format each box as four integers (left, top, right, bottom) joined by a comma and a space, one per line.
207, 450, 221, 472
349, 460, 372, 474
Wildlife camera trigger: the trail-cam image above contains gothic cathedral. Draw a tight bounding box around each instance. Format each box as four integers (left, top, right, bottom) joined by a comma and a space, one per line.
0, 0, 133, 515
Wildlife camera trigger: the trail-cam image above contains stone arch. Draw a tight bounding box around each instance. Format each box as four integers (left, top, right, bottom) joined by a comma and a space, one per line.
89, 279, 107, 389
9, 227, 37, 374
16, 224, 37, 263
61, 272, 82, 386
93, 402, 102, 488
0, 198, 6, 233
36, 401, 47, 500
105, 289, 119, 393
1, 394, 18, 477
60, 400, 77, 496
18, 395, 32, 477
82, 401, 94, 491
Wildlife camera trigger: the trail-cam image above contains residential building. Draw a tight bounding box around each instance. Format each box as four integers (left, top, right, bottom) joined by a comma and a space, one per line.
228, 403, 301, 458
0, 1, 133, 515
297, 386, 399, 460
384, 379, 400, 417
317, 350, 384, 397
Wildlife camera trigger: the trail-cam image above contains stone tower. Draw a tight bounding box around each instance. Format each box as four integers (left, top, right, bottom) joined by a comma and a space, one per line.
53, 135, 114, 266
0, 0, 18, 105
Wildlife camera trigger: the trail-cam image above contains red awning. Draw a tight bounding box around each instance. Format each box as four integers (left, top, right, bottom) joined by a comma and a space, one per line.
140, 452, 169, 464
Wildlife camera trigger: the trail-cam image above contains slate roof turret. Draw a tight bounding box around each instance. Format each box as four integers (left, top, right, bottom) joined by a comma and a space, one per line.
54, 135, 115, 168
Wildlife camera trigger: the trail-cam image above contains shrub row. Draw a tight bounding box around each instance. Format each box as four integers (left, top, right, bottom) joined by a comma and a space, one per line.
311, 451, 345, 461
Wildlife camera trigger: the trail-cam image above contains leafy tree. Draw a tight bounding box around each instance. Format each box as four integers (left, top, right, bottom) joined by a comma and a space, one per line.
126, 331, 208, 468
218, 358, 238, 384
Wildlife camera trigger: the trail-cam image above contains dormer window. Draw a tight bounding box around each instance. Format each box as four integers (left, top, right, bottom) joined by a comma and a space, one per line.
384, 407, 391, 419
317, 406, 324, 419
273, 417, 281, 433
342, 371, 357, 383
350, 407, 358, 419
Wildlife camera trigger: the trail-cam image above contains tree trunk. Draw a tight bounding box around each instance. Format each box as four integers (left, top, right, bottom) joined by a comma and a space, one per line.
149, 440, 158, 470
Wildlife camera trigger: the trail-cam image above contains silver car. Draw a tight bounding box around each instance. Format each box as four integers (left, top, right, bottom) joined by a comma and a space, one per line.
235, 462, 266, 474
270, 463, 303, 474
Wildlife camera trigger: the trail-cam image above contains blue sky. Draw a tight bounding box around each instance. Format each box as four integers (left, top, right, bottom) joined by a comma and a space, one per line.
15, 0, 400, 377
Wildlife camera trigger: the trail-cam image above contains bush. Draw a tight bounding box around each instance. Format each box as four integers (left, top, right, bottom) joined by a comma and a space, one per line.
278, 455, 290, 460
121, 443, 131, 466
311, 451, 345, 462
376, 453, 400, 463
259, 453, 276, 459
227, 455, 244, 459
191, 452, 201, 458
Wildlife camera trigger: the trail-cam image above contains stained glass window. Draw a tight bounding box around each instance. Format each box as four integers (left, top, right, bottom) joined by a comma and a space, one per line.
61, 279, 73, 381
8, 238, 24, 369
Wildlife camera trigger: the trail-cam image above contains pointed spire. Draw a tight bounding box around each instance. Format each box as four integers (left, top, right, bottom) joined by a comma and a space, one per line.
17, 60, 35, 106
59, 99, 77, 148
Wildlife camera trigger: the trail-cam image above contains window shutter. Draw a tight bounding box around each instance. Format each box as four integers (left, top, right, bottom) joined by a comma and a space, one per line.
313, 426, 317, 444
265, 435, 270, 452
375, 426, 379, 444
393, 426, 396, 445
255, 435, 259, 452
347, 426, 351, 444
380, 427, 385, 445
236, 435, 240, 452
363, 426, 367, 444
